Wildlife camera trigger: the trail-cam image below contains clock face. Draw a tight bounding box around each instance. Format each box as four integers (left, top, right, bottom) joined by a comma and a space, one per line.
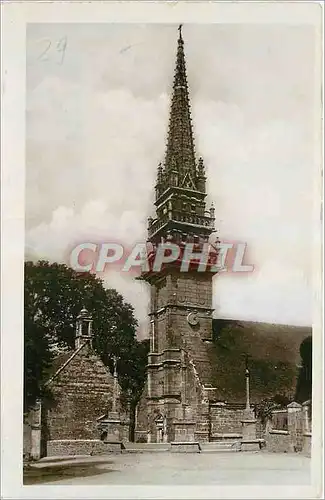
187, 312, 199, 326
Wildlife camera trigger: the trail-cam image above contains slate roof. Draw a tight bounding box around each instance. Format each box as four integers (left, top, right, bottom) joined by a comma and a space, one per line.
184, 319, 311, 403
45, 342, 92, 385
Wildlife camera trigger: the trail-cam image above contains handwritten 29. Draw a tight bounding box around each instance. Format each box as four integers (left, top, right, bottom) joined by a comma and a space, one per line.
37, 36, 68, 65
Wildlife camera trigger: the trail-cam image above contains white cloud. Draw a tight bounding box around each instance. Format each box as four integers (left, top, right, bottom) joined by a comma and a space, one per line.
26, 24, 316, 330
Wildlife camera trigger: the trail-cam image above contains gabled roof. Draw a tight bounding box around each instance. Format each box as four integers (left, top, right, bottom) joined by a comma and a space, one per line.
185, 319, 311, 403
45, 341, 90, 386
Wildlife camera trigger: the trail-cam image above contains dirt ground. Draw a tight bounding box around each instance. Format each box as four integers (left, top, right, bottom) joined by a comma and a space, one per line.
24, 451, 311, 486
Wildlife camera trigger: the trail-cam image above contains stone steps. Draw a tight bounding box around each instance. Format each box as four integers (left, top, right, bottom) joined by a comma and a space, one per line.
124, 443, 171, 453
124, 448, 170, 453
124, 441, 242, 453
200, 441, 241, 453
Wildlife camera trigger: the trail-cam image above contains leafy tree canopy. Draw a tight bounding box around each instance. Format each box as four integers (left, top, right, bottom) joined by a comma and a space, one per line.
295, 335, 312, 404
24, 260, 148, 412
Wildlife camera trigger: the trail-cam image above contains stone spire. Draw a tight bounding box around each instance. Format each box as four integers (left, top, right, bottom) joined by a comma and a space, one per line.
147, 25, 216, 246
163, 24, 196, 186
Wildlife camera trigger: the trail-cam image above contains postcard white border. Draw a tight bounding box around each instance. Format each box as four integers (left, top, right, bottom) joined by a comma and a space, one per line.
1, 1, 323, 498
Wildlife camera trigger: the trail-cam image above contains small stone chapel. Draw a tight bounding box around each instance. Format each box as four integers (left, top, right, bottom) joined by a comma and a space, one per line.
24, 307, 128, 459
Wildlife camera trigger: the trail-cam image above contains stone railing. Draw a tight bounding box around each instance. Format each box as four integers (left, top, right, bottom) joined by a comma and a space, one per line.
148, 211, 214, 238
171, 211, 214, 228
148, 214, 169, 237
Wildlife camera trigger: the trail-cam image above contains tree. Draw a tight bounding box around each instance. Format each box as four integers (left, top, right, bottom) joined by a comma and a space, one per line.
24, 260, 147, 423
118, 338, 150, 441
295, 336, 312, 403
24, 317, 53, 410
254, 394, 290, 425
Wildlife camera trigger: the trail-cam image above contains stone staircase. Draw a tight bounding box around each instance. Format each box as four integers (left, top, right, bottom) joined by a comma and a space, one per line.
123, 440, 241, 453
123, 442, 171, 453
200, 440, 241, 453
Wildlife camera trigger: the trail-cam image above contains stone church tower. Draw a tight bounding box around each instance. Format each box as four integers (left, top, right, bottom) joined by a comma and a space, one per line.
135, 25, 310, 446
137, 26, 219, 444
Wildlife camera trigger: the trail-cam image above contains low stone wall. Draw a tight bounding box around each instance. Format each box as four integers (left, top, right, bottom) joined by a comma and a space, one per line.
303, 432, 311, 457
266, 430, 291, 453
209, 404, 247, 437
265, 401, 312, 454
46, 439, 120, 456
134, 430, 148, 443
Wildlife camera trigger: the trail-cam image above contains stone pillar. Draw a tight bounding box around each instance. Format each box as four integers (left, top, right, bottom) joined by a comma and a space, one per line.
30, 399, 42, 460
302, 400, 311, 433
171, 420, 199, 452
171, 407, 200, 452
150, 318, 155, 353
241, 418, 260, 451
163, 415, 168, 443
99, 411, 123, 452
98, 358, 124, 452
287, 402, 302, 452
112, 356, 119, 413
104, 412, 121, 441
243, 361, 255, 418
147, 371, 152, 399
147, 411, 152, 443
302, 400, 312, 456
245, 367, 250, 412
181, 350, 186, 406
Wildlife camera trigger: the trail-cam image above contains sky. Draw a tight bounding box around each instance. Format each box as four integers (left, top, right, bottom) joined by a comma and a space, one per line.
25, 23, 317, 336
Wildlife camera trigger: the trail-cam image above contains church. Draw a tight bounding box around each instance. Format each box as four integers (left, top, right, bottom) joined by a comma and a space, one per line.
24, 307, 129, 459
24, 26, 311, 459
134, 26, 311, 445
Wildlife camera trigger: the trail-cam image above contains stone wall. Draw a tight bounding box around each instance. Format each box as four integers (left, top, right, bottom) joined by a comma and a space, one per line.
209, 404, 247, 438
266, 429, 291, 453
265, 401, 312, 455
47, 439, 115, 456
303, 432, 312, 456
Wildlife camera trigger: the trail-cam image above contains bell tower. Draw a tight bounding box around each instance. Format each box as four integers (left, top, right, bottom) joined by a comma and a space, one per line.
148, 25, 215, 247
140, 26, 218, 443
75, 306, 93, 350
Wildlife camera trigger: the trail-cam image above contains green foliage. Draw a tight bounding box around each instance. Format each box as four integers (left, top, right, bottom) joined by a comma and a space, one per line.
254, 394, 290, 425
24, 317, 53, 410
295, 336, 312, 403
250, 359, 295, 396
24, 260, 148, 414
